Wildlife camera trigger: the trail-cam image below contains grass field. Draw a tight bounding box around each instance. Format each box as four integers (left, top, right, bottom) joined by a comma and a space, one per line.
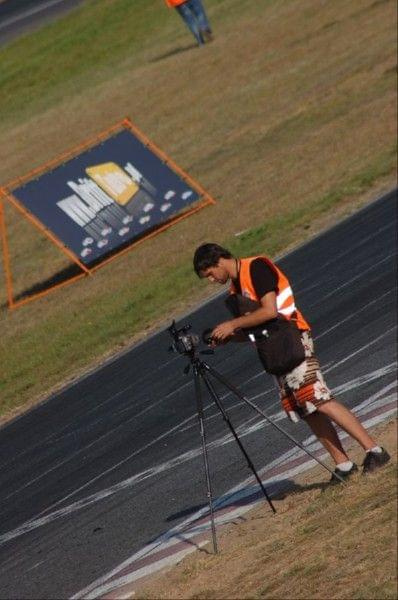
0, 0, 396, 420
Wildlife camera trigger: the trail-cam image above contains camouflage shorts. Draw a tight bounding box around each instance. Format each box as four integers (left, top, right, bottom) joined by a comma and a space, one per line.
276, 330, 334, 422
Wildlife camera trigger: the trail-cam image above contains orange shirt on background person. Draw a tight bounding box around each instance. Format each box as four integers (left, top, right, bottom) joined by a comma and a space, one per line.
165, 0, 186, 7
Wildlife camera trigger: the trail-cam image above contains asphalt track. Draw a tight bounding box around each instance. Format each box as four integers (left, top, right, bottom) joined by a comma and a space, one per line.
0, 190, 396, 599
0, 0, 84, 46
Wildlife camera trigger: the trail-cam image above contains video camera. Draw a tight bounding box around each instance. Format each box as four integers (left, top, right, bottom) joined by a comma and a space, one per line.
168, 321, 200, 355
168, 321, 214, 356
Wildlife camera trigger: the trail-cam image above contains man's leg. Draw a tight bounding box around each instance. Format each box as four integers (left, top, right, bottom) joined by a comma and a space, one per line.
187, 0, 212, 35
277, 333, 389, 474
304, 410, 350, 465
316, 399, 377, 451
175, 2, 204, 45
306, 400, 390, 474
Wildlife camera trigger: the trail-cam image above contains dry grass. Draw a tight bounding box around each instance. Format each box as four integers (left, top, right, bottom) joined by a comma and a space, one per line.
0, 0, 396, 418
133, 419, 398, 600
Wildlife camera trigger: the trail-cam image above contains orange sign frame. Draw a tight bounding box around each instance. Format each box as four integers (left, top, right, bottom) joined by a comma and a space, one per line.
0, 118, 215, 310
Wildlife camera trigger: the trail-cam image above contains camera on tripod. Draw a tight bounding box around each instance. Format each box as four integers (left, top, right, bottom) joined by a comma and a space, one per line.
168, 320, 200, 355
168, 321, 215, 356
165, 317, 344, 555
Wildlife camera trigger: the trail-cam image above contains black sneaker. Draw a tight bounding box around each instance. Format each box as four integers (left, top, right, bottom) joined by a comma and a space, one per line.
362, 448, 391, 474
201, 29, 214, 43
330, 463, 358, 483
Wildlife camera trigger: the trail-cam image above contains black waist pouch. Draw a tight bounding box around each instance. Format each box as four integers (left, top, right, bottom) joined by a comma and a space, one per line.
255, 319, 305, 376
224, 293, 305, 376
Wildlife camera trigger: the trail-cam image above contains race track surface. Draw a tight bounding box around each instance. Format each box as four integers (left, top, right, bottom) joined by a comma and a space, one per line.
0, 190, 396, 598
0, 0, 84, 46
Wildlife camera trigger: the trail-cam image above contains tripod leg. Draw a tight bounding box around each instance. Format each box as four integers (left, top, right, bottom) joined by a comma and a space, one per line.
193, 366, 218, 554
200, 370, 276, 514
204, 363, 345, 484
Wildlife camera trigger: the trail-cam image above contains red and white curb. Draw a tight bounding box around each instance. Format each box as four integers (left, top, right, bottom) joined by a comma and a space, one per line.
73, 382, 397, 599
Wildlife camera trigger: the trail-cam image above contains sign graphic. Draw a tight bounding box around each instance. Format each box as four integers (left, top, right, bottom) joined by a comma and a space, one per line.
11, 127, 202, 265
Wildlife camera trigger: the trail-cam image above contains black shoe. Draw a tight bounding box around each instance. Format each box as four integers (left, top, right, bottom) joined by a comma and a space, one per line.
362, 448, 391, 474
201, 29, 214, 42
330, 462, 358, 483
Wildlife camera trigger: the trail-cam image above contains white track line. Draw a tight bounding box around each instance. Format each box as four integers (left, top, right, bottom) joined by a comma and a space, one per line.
4, 287, 392, 496
0, 377, 395, 549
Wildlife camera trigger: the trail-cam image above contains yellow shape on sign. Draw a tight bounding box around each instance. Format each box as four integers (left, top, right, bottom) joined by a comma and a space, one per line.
86, 162, 139, 205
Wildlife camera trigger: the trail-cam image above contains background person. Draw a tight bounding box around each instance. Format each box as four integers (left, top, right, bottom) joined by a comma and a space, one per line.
165, 0, 213, 46
193, 243, 390, 480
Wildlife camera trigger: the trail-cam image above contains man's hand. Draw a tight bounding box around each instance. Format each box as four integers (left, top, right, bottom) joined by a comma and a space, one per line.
210, 291, 278, 344
211, 320, 236, 342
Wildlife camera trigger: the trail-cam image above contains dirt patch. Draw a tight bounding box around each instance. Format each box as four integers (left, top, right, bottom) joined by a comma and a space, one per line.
132, 418, 397, 599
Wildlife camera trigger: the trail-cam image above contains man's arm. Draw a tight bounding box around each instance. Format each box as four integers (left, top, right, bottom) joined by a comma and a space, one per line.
211, 291, 277, 342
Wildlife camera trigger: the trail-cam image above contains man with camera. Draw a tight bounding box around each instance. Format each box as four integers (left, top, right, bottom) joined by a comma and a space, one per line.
193, 243, 390, 480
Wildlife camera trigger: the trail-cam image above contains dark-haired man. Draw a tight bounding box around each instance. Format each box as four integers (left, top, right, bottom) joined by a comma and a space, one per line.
193, 243, 390, 478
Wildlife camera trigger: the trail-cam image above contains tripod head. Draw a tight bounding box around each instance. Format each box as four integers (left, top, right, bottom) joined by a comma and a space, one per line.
167, 320, 214, 371
168, 320, 200, 356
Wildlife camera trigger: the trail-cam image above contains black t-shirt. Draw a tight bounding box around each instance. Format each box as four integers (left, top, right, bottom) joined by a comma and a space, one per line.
232, 258, 278, 298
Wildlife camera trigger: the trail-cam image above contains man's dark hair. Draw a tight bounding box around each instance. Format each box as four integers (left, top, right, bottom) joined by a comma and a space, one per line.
193, 243, 233, 276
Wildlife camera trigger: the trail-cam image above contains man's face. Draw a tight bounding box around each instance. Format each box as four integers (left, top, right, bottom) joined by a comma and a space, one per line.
200, 261, 229, 285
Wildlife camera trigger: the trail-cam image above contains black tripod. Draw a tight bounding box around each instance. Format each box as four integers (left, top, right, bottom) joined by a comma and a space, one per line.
192, 352, 276, 554
188, 352, 345, 554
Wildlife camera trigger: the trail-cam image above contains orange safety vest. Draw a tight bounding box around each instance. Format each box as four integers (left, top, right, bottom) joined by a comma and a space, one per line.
230, 256, 310, 330
165, 0, 186, 7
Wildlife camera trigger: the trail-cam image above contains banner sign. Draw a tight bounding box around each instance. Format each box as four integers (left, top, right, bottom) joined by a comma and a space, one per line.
11, 128, 201, 265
